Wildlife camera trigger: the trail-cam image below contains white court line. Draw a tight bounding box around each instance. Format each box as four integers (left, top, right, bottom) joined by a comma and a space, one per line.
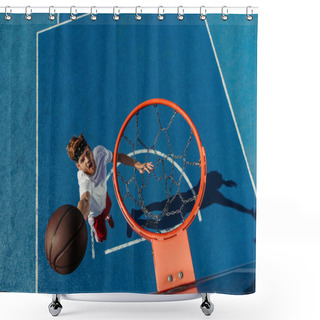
104, 222, 184, 256
37, 14, 89, 35
90, 229, 95, 260
104, 223, 184, 256
234, 268, 255, 273
200, 261, 256, 283
105, 238, 146, 255
35, 12, 90, 293
205, 19, 257, 197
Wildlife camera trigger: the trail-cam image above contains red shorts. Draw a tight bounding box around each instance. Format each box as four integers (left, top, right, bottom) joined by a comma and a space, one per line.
88, 193, 112, 243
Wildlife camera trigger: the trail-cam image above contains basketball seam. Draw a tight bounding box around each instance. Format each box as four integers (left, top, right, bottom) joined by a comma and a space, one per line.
53, 217, 86, 271
48, 205, 74, 264
51, 251, 85, 271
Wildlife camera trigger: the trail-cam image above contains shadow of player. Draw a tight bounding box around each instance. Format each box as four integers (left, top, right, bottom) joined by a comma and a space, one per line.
127, 171, 256, 237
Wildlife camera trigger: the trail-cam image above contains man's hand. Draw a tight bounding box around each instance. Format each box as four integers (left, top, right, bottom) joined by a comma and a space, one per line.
135, 162, 154, 174
116, 153, 154, 174
224, 180, 237, 188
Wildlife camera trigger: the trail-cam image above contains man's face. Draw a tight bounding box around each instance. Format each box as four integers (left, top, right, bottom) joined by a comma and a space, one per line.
76, 145, 96, 175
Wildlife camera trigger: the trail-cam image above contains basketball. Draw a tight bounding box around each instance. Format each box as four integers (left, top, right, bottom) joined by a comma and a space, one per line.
45, 205, 87, 275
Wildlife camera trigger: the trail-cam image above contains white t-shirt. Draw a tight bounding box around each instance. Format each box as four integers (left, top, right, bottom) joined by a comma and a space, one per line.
77, 146, 113, 218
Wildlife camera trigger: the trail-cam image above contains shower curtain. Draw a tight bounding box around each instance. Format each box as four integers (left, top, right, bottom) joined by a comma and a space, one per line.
0, 10, 257, 295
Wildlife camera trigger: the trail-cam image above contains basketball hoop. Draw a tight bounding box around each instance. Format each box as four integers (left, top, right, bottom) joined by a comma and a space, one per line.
113, 98, 207, 292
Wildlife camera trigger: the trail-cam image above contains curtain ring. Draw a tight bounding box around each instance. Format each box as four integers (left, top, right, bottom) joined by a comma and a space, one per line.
135, 6, 142, 21
246, 6, 253, 21
5, 6, 12, 21
25, 6, 32, 21
113, 6, 120, 21
70, 6, 77, 21
221, 6, 228, 21
49, 6, 56, 21
177, 6, 184, 21
158, 6, 164, 21
200, 6, 207, 20
90, 6, 97, 21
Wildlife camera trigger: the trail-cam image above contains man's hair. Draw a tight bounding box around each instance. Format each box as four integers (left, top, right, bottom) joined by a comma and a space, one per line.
66, 133, 87, 161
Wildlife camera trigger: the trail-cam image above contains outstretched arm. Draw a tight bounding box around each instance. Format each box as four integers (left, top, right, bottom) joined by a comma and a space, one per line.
223, 180, 237, 187
115, 153, 154, 174
78, 191, 91, 220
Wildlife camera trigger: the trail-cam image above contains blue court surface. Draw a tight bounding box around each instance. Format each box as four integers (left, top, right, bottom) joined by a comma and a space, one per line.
0, 14, 257, 294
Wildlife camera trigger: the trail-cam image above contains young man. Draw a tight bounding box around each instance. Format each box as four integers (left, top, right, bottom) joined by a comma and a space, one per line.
66, 134, 153, 243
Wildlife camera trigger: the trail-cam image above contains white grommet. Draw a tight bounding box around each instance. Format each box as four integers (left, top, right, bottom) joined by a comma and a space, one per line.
246, 6, 253, 21
113, 6, 120, 21
177, 6, 184, 21
91, 6, 97, 21
70, 6, 77, 21
5, 6, 12, 21
221, 6, 228, 21
49, 6, 56, 21
200, 6, 207, 20
25, 6, 32, 21
135, 6, 142, 21
158, 6, 164, 21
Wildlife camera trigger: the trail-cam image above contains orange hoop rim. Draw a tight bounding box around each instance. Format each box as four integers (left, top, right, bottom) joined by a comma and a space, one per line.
113, 98, 207, 241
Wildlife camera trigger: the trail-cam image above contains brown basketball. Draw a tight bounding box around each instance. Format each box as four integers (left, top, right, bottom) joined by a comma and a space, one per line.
45, 205, 87, 275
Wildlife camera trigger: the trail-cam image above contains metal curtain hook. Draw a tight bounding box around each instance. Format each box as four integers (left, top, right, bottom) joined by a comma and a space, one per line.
91, 6, 97, 21
158, 6, 164, 21
113, 6, 120, 21
200, 6, 207, 20
5, 6, 12, 21
177, 6, 184, 21
221, 6, 228, 21
246, 6, 253, 21
49, 6, 56, 21
70, 6, 77, 21
135, 6, 142, 21
25, 6, 32, 21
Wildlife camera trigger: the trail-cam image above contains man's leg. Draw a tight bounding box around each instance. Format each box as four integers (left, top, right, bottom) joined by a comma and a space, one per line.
88, 215, 108, 243
102, 193, 114, 228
